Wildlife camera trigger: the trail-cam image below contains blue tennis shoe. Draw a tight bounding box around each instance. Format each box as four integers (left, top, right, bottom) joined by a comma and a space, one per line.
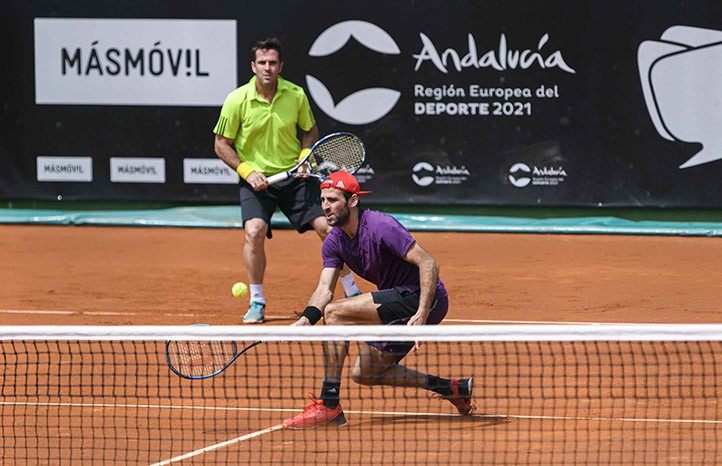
243, 301, 265, 324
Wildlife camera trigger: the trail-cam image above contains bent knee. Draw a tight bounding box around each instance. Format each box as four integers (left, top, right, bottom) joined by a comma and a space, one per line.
350, 360, 392, 386
323, 302, 344, 325
350, 366, 376, 386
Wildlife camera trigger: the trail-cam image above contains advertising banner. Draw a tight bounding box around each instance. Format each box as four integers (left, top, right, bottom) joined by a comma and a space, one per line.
2, 1, 722, 207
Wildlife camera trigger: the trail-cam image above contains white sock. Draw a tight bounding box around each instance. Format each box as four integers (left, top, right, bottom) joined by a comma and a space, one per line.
340, 273, 361, 296
249, 284, 265, 304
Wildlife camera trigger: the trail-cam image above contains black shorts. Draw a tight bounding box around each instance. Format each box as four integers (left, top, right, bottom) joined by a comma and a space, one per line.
239, 177, 324, 238
369, 287, 449, 362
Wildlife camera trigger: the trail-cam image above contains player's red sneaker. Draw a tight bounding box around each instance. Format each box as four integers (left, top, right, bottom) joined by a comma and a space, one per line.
282, 394, 347, 430
442, 378, 474, 415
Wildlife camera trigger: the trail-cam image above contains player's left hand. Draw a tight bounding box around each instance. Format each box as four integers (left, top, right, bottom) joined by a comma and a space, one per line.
295, 160, 311, 178
407, 311, 429, 351
407, 311, 428, 327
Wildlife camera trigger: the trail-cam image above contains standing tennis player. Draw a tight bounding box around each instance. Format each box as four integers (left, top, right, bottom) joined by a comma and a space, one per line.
283, 171, 473, 429
213, 37, 360, 324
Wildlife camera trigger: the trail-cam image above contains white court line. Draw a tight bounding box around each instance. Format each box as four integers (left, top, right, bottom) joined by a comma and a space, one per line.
0, 309, 656, 326
149, 424, 284, 465
443, 319, 657, 325
506, 413, 722, 424
0, 309, 198, 317
85, 311, 200, 317
149, 413, 722, 465
3, 400, 720, 425
3, 400, 719, 464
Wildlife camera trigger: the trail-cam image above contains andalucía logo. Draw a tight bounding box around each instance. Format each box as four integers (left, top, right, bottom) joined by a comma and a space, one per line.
306, 20, 401, 125
509, 163, 567, 188
412, 162, 470, 187
412, 162, 435, 187
508, 163, 531, 188
307, 21, 575, 125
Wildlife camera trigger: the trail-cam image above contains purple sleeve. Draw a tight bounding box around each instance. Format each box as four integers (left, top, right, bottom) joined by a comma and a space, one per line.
321, 233, 344, 269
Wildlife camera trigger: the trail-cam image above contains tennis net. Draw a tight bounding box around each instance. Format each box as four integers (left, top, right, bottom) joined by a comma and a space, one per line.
1, 324, 720, 465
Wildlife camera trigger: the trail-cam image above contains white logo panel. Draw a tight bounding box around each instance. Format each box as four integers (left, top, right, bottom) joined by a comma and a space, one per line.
110, 157, 165, 183
37, 156, 93, 182
34, 18, 237, 106
184, 159, 239, 184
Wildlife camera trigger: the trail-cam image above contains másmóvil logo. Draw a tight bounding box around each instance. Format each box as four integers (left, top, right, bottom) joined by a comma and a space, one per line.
307, 20, 401, 125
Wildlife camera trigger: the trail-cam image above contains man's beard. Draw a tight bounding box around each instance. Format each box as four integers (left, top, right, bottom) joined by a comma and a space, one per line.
328, 205, 350, 226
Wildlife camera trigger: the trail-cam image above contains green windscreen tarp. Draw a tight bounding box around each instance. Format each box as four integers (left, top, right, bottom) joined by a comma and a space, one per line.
2, 207, 722, 236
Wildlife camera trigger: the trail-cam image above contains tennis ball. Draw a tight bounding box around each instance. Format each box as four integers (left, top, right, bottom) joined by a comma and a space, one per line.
232, 282, 248, 298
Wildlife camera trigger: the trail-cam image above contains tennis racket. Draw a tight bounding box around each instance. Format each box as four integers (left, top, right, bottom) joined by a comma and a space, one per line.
267, 132, 365, 185
165, 337, 265, 380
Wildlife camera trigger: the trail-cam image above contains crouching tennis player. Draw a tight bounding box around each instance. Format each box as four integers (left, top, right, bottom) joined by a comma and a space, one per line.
283, 171, 473, 429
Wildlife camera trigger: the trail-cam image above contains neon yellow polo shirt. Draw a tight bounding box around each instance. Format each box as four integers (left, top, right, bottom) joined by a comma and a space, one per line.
213, 76, 315, 176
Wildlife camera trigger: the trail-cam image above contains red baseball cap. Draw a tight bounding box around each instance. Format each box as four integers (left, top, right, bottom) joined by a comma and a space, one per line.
320, 171, 371, 195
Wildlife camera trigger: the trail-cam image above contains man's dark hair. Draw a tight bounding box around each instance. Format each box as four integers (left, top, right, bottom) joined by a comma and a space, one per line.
251, 37, 283, 62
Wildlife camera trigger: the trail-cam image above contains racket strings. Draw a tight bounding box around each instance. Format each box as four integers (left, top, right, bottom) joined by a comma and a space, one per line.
311, 134, 365, 176
168, 340, 236, 377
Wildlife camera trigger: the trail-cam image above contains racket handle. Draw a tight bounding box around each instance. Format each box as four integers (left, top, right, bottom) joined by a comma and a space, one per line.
267, 171, 289, 185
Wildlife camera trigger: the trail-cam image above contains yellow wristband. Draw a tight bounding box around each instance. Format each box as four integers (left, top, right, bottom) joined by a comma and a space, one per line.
236, 162, 254, 180
298, 147, 311, 161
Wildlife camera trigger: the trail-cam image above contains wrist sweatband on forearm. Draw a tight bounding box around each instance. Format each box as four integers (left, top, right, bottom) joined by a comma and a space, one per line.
300, 306, 322, 325
298, 147, 310, 161
236, 162, 254, 180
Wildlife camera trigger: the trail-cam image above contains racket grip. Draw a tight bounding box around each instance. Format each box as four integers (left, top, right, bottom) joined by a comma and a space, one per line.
267, 172, 289, 185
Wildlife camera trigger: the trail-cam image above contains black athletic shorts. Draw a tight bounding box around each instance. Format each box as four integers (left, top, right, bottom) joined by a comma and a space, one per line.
369, 286, 449, 362
239, 177, 323, 238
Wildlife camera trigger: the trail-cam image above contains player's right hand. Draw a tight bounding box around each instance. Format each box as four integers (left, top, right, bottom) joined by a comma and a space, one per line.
292, 316, 311, 326
246, 172, 269, 191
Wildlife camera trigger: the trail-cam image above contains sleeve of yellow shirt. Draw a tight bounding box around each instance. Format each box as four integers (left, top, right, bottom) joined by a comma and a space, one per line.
213, 92, 241, 140
297, 92, 316, 133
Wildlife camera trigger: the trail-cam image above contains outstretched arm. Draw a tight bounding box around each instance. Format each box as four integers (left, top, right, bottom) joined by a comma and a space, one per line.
293, 266, 341, 326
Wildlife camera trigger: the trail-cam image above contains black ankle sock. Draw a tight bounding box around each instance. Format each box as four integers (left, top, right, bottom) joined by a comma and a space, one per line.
425, 375, 452, 397
320, 379, 341, 409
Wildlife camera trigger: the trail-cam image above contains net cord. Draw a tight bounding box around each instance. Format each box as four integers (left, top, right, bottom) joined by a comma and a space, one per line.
0, 324, 721, 342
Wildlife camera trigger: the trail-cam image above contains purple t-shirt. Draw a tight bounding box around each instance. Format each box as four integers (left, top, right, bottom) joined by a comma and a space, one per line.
322, 209, 447, 299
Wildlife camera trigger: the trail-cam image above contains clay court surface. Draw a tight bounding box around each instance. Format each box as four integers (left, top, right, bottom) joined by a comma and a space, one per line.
1, 224, 721, 464
2, 225, 722, 325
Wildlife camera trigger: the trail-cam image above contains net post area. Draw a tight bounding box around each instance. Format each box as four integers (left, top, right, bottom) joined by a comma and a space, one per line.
1, 324, 720, 465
